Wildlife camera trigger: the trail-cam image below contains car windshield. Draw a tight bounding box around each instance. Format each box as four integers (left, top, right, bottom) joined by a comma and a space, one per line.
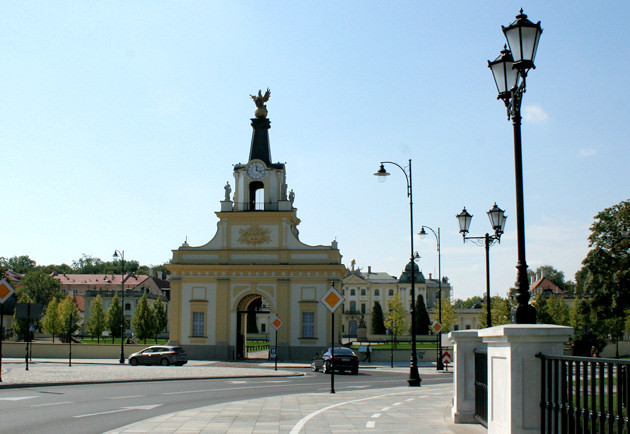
329, 348, 354, 355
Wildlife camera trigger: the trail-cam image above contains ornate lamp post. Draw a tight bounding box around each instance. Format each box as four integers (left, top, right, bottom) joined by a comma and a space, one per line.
456, 204, 507, 327
419, 225, 444, 370
374, 160, 421, 387
488, 9, 542, 324
113, 250, 126, 364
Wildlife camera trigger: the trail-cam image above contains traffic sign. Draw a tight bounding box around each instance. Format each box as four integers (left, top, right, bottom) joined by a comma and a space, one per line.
0, 279, 15, 303
431, 321, 444, 334
442, 350, 452, 364
320, 286, 344, 313
271, 316, 284, 331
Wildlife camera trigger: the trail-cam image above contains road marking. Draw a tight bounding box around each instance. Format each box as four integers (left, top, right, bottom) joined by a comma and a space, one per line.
107, 395, 144, 400
263, 380, 290, 383
230, 380, 247, 384
366, 421, 376, 428
0, 396, 38, 401
74, 404, 162, 418
347, 385, 370, 389
371, 413, 381, 418
393, 402, 402, 406
31, 401, 75, 407
405, 398, 414, 402
162, 384, 290, 396
380, 406, 391, 411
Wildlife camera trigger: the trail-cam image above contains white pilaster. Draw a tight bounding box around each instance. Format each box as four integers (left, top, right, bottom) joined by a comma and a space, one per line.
449, 329, 484, 423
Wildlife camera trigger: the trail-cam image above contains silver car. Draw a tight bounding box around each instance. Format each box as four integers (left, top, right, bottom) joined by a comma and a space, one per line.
128, 345, 188, 366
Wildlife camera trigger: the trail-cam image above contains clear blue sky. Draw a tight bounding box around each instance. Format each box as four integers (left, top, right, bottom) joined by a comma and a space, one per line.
2, 2, 628, 301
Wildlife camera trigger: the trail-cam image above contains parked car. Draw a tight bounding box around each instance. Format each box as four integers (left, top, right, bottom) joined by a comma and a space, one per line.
127, 345, 188, 366
311, 347, 359, 375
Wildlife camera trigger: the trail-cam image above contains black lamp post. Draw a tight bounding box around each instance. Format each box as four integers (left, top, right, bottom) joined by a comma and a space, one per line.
488, 9, 542, 324
374, 160, 421, 387
456, 204, 507, 327
113, 250, 126, 364
419, 226, 444, 371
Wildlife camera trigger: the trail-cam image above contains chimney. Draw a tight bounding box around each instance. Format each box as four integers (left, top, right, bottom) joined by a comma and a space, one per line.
157, 271, 163, 280
149, 267, 153, 278
429, 273, 432, 280
368, 266, 372, 274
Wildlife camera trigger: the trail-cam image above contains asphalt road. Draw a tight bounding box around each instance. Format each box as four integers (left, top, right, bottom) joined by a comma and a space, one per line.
0, 368, 451, 433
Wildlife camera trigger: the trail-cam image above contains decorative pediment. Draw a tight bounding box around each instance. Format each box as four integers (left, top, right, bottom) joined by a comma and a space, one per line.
238, 225, 272, 246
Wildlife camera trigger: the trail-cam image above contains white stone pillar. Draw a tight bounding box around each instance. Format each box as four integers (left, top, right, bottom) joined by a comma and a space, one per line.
449, 329, 484, 423
478, 324, 573, 434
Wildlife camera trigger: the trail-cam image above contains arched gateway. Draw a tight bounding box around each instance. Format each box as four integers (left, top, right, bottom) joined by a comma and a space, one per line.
167, 92, 345, 361
236, 293, 271, 359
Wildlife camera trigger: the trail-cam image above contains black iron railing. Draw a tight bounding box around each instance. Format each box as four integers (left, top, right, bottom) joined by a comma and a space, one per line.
474, 348, 488, 427
537, 353, 630, 433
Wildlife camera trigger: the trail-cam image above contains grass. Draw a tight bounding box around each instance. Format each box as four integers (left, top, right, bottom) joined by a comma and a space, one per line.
351, 341, 438, 350
79, 337, 169, 345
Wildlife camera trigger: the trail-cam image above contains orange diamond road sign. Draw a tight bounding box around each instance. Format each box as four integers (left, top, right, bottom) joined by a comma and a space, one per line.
0, 279, 15, 303
431, 321, 444, 334
320, 286, 344, 312
271, 316, 284, 331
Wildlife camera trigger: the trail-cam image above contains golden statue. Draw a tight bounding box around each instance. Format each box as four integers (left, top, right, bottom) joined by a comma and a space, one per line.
250, 88, 271, 118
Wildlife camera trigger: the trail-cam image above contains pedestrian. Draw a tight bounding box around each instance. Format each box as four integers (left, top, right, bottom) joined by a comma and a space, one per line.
364, 344, 371, 363
590, 345, 598, 358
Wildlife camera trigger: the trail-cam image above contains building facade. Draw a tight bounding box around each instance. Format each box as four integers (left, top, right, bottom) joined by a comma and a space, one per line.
167, 96, 346, 360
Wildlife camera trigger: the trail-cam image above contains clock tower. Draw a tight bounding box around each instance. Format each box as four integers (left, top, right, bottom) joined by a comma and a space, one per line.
168, 91, 345, 361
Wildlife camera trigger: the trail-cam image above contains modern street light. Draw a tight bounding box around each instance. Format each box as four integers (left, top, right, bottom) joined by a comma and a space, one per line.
113, 250, 126, 364
374, 159, 421, 387
456, 204, 507, 327
488, 9, 542, 324
419, 225, 444, 371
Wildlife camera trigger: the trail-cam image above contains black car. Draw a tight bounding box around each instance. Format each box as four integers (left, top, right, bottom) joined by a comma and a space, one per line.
311, 347, 359, 375
127, 345, 188, 366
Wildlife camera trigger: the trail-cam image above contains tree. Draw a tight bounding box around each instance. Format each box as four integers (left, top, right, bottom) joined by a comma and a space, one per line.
42, 298, 62, 342
132, 293, 154, 344
575, 199, 630, 345
371, 301, 386, 335
87, 294, 107, 343
545, 294, 571, 326
58, 296, 81, 342
152, 297, 168, 343
439, 296, 455, 333
13, 291, 34, 340
16, 269, 64, 309
384, 294, 408, 348
0, 255, 37, 273
415, 294, 431, 335
479, 296, 513, 328
107, 293, 124, 343
453, 296, 482, 309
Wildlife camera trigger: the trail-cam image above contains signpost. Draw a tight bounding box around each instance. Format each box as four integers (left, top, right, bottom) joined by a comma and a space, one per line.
320, 283, 344, 394
0, 279, 15, 383
16, 302, 43, 371
431, 321, 444, 370
442, 350, 452, 371
270, 316, 284, 371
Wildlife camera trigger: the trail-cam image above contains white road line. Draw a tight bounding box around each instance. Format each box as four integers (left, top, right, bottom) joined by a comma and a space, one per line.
31, 401, 75, 407
366, 421, 376, 428
74, 404, 162, 418
107, 395, 144, 400
0, 396, 38, 401
162, 384, 290, 396
347, 385, 370, 389
405, 398, 414, 402
371, 413, 381, 418
393, 402, 402, 406
380, 406, 391, 411
230, 380, 247, 384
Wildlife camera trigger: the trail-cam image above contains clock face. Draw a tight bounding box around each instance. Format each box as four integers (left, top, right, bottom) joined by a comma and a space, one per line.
247, 162, 265, 179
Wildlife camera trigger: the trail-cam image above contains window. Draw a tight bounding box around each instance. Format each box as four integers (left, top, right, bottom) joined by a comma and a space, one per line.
375, 289, 380, 296
350, 301, 357, 312
361, 289, 366, 296
350, 289, 356, 296
261, 323, 266, 333
125, 303, 131, 311
361, 303, 366, 314
454, 325, 460, 331
388, 289, 394, 296
302, 312, 315, 338
192, 312, 205, 337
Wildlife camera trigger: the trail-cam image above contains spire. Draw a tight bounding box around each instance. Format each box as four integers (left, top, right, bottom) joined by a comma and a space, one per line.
249, 88, 272, 165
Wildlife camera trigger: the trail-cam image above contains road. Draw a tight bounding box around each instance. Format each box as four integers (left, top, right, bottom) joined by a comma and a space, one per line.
0, 368, 451, 433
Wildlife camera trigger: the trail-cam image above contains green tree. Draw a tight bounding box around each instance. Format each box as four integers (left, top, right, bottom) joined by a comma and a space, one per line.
42, 298, 62, 342
152, 297, 168, 343
384, 294, 408, 348
371, 301, 386, 335
575, 199, 630, 345
479, 296, 513, 328
87, 294, 107, 343
13, 291, 34, 340
59, 296, 81, 342
533, 296, 552, 324
0, 255, 37, 273
132, 293, 155, 344
453, 296, 482, 309
16, 269, 64, 309
545, 294, 571, 326
107, 293, 124, 343
415, 294, 431, 335
439, 296, 455, 333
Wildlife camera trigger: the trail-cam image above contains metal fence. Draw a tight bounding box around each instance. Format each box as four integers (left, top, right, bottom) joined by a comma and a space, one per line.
474, 348, 488, 427
537, 353, 630, 433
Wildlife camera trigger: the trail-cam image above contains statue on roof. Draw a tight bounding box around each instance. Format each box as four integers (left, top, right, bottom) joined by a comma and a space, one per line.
250, 88, 271, 118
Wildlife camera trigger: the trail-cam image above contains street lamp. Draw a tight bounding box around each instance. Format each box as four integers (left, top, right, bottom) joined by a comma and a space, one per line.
419, 225, 444, 371
456, 204, 507, 327
113, 250, 126, 364
488, 9, 542, 324
374, 159, 421, 387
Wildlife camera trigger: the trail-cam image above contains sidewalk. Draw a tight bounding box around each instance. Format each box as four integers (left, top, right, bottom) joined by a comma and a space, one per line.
1, 358, 484, 433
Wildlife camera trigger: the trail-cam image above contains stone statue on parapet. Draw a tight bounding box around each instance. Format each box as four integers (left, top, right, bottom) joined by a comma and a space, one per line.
224, 181, 232, 201
250, 88, 271, 118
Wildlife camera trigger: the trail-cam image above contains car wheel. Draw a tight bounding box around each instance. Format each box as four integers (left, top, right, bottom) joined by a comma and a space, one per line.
160, 358, 170, 366
324, 361, 331, 374
129, 358, 138, 366
311, 361, 319, 372
351, 368, 359, 375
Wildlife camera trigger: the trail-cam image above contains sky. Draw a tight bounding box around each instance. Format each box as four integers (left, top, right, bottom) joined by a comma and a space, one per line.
1, 2, 628, 301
